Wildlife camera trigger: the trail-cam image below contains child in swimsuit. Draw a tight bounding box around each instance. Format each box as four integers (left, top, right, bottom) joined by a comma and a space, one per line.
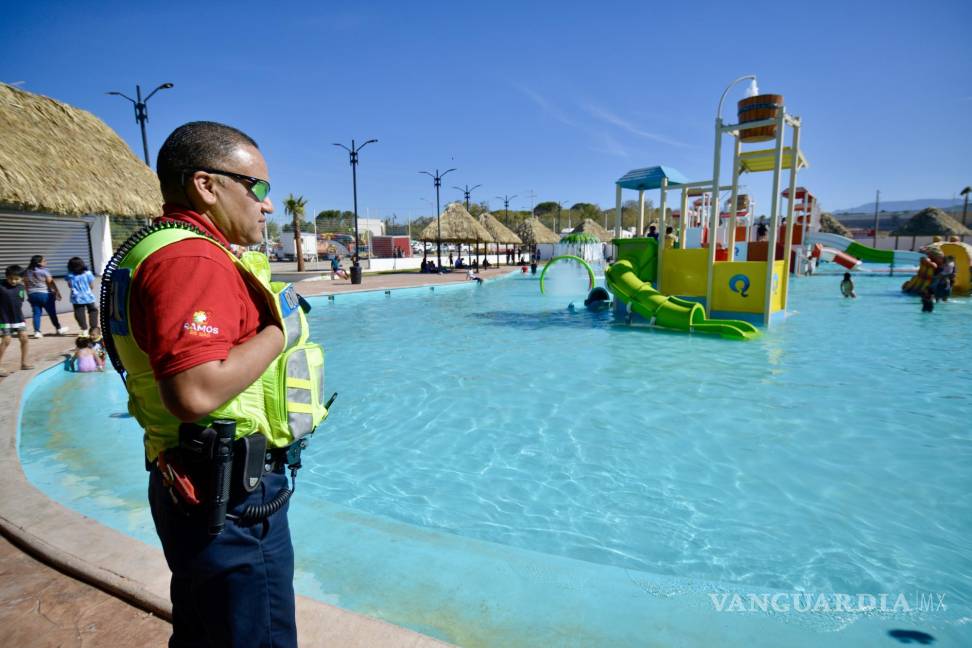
840, 272, 856, 299
72, 337, 104, 372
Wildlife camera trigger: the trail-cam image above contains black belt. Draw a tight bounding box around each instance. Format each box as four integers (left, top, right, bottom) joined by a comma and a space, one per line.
150, 438, 292, 475
263, 446, 290, 473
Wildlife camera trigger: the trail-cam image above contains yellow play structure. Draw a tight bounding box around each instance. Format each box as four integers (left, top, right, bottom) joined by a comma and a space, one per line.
608, 76, 807, 329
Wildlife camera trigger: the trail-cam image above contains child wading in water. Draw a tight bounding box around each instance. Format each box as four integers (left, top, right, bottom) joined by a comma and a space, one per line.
840, 272, 857, 298
71, 336, 104, 372
921, 289, 934, 313
0, 264, 33, 376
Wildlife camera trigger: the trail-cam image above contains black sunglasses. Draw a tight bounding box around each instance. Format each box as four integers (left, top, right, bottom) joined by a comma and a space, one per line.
188, 167, 271, 201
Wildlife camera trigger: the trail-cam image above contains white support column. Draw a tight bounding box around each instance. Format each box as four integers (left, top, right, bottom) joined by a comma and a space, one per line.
638, 190, 645, 237
85, 214, 113, 275
679, 188, 688, 247
657, 178, 668, 290
727, 138, 742, 261
614, 184, 623, 239
704, 118, 723, 316
781, 121, 801, 308
762, 109, 788, 326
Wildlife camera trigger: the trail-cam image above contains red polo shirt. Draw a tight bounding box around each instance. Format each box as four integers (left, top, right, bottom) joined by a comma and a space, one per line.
130, 206, 272, 380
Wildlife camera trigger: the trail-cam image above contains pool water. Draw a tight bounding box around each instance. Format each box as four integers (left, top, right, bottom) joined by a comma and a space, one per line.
19, 268, 972, 645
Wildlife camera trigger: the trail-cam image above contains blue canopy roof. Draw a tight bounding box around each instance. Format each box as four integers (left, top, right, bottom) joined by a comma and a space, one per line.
615, 165, 689, 190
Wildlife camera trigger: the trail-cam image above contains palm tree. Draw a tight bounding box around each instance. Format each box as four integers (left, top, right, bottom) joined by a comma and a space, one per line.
961, 186, 971, 227
283, 194, 308, 271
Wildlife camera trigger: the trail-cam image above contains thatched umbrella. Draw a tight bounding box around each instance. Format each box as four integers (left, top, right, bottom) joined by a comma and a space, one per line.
0, 83, 161, 218
418, 202, 493, 265
479, 212, 522, 266
818, 213, 852, 237
891, 207, 972, 250
515, 217, 559, 245
571, 218, 613, 242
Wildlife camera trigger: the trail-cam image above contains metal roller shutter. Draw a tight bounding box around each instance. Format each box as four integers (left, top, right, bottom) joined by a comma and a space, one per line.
0, 212, 93, 277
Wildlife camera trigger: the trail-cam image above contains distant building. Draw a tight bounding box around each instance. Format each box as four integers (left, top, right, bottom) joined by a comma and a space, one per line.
0, 83, 160, 275
356, 218, 385, 237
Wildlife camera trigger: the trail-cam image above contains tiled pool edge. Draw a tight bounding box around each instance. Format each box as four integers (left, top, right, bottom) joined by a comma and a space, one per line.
1, 361, 452, 648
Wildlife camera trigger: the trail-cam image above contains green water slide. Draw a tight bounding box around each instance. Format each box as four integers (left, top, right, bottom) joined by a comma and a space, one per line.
605, 256, 760, 341
844, 241, 895, 264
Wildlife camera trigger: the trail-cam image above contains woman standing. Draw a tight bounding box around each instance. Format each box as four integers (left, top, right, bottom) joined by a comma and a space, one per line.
24, 255, 68, 338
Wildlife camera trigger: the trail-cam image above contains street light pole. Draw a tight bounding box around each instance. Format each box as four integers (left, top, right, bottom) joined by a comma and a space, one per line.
555, 200, 570, 233
961, 186, 970, 227
106, 82, 174, 166
453, 183, 482, 213
496, 194, 517, 264
420, 168, 457, 270
453, 183, 481, 264
872, 189, 880, 248
334, 138, 378, 284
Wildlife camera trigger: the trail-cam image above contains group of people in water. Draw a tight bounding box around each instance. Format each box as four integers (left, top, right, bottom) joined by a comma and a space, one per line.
921, 253, 957, 312
840, 251, 958, 313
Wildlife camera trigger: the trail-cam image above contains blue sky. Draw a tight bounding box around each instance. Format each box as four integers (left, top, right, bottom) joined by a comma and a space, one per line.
3, 0, 970, 225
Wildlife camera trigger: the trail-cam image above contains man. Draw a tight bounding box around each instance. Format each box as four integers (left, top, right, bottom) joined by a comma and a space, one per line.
103, 122, 327, 647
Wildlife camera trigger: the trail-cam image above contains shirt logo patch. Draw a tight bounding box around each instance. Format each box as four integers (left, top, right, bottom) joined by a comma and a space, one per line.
184, 310, 220, 336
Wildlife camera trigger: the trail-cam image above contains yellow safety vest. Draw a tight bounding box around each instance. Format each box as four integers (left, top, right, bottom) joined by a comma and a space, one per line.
103, 222, 328, 461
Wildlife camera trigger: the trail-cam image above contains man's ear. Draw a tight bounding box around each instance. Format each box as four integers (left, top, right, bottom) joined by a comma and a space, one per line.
187, 171, 219, 209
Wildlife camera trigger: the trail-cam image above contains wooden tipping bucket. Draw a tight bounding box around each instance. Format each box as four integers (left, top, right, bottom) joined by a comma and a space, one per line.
737, 94, 783, 143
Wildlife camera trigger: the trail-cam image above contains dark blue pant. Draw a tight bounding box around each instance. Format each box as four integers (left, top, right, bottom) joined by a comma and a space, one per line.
149, 467, 298, 648
28, 291, 62, 332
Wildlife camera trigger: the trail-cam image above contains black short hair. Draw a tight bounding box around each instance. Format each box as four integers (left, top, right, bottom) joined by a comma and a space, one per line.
5, 264, 23, 278
67, 256, 87, 274
156, 121, 259, 201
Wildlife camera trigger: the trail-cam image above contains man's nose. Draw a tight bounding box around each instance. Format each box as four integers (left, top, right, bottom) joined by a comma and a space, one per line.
263, 197, 274, 214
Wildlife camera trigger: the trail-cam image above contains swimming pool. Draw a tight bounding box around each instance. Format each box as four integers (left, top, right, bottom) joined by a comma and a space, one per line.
19, 268, 972, 646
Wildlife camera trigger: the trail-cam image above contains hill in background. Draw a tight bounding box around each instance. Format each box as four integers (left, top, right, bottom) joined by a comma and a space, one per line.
834, 198, 964, 214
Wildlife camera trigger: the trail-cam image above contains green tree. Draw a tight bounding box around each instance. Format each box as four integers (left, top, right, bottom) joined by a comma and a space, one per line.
570, 202, 601, 222
533, 201, 558, 216
282, 219, 314, 232
467, 201, 489, 218
283, 194, 309, 271
266, 220, 281, 240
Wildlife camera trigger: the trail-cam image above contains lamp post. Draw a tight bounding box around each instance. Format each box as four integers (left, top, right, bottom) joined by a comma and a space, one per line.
706, 74, 758, 316
420, 168, 456, 269
555, 199, 570, 233
333, 138, 378, 284
497, 194, 517, 265
872, 189, 881, 248
961, 186, 970, 227
454, 183, 481, 264
106, 82, 174, 166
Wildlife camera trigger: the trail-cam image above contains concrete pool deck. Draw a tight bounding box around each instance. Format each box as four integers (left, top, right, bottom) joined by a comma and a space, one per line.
0, 266, 517, 647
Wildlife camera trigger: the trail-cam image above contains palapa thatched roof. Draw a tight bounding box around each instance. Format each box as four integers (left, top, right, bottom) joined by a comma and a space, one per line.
819, 212, 852, 237
418, 202, 494, 242
571, 218, 613, 242
891, 207, 972, 237
479, 212, 522, 244
514, 217, 560, 245
0, 83, 161, 218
